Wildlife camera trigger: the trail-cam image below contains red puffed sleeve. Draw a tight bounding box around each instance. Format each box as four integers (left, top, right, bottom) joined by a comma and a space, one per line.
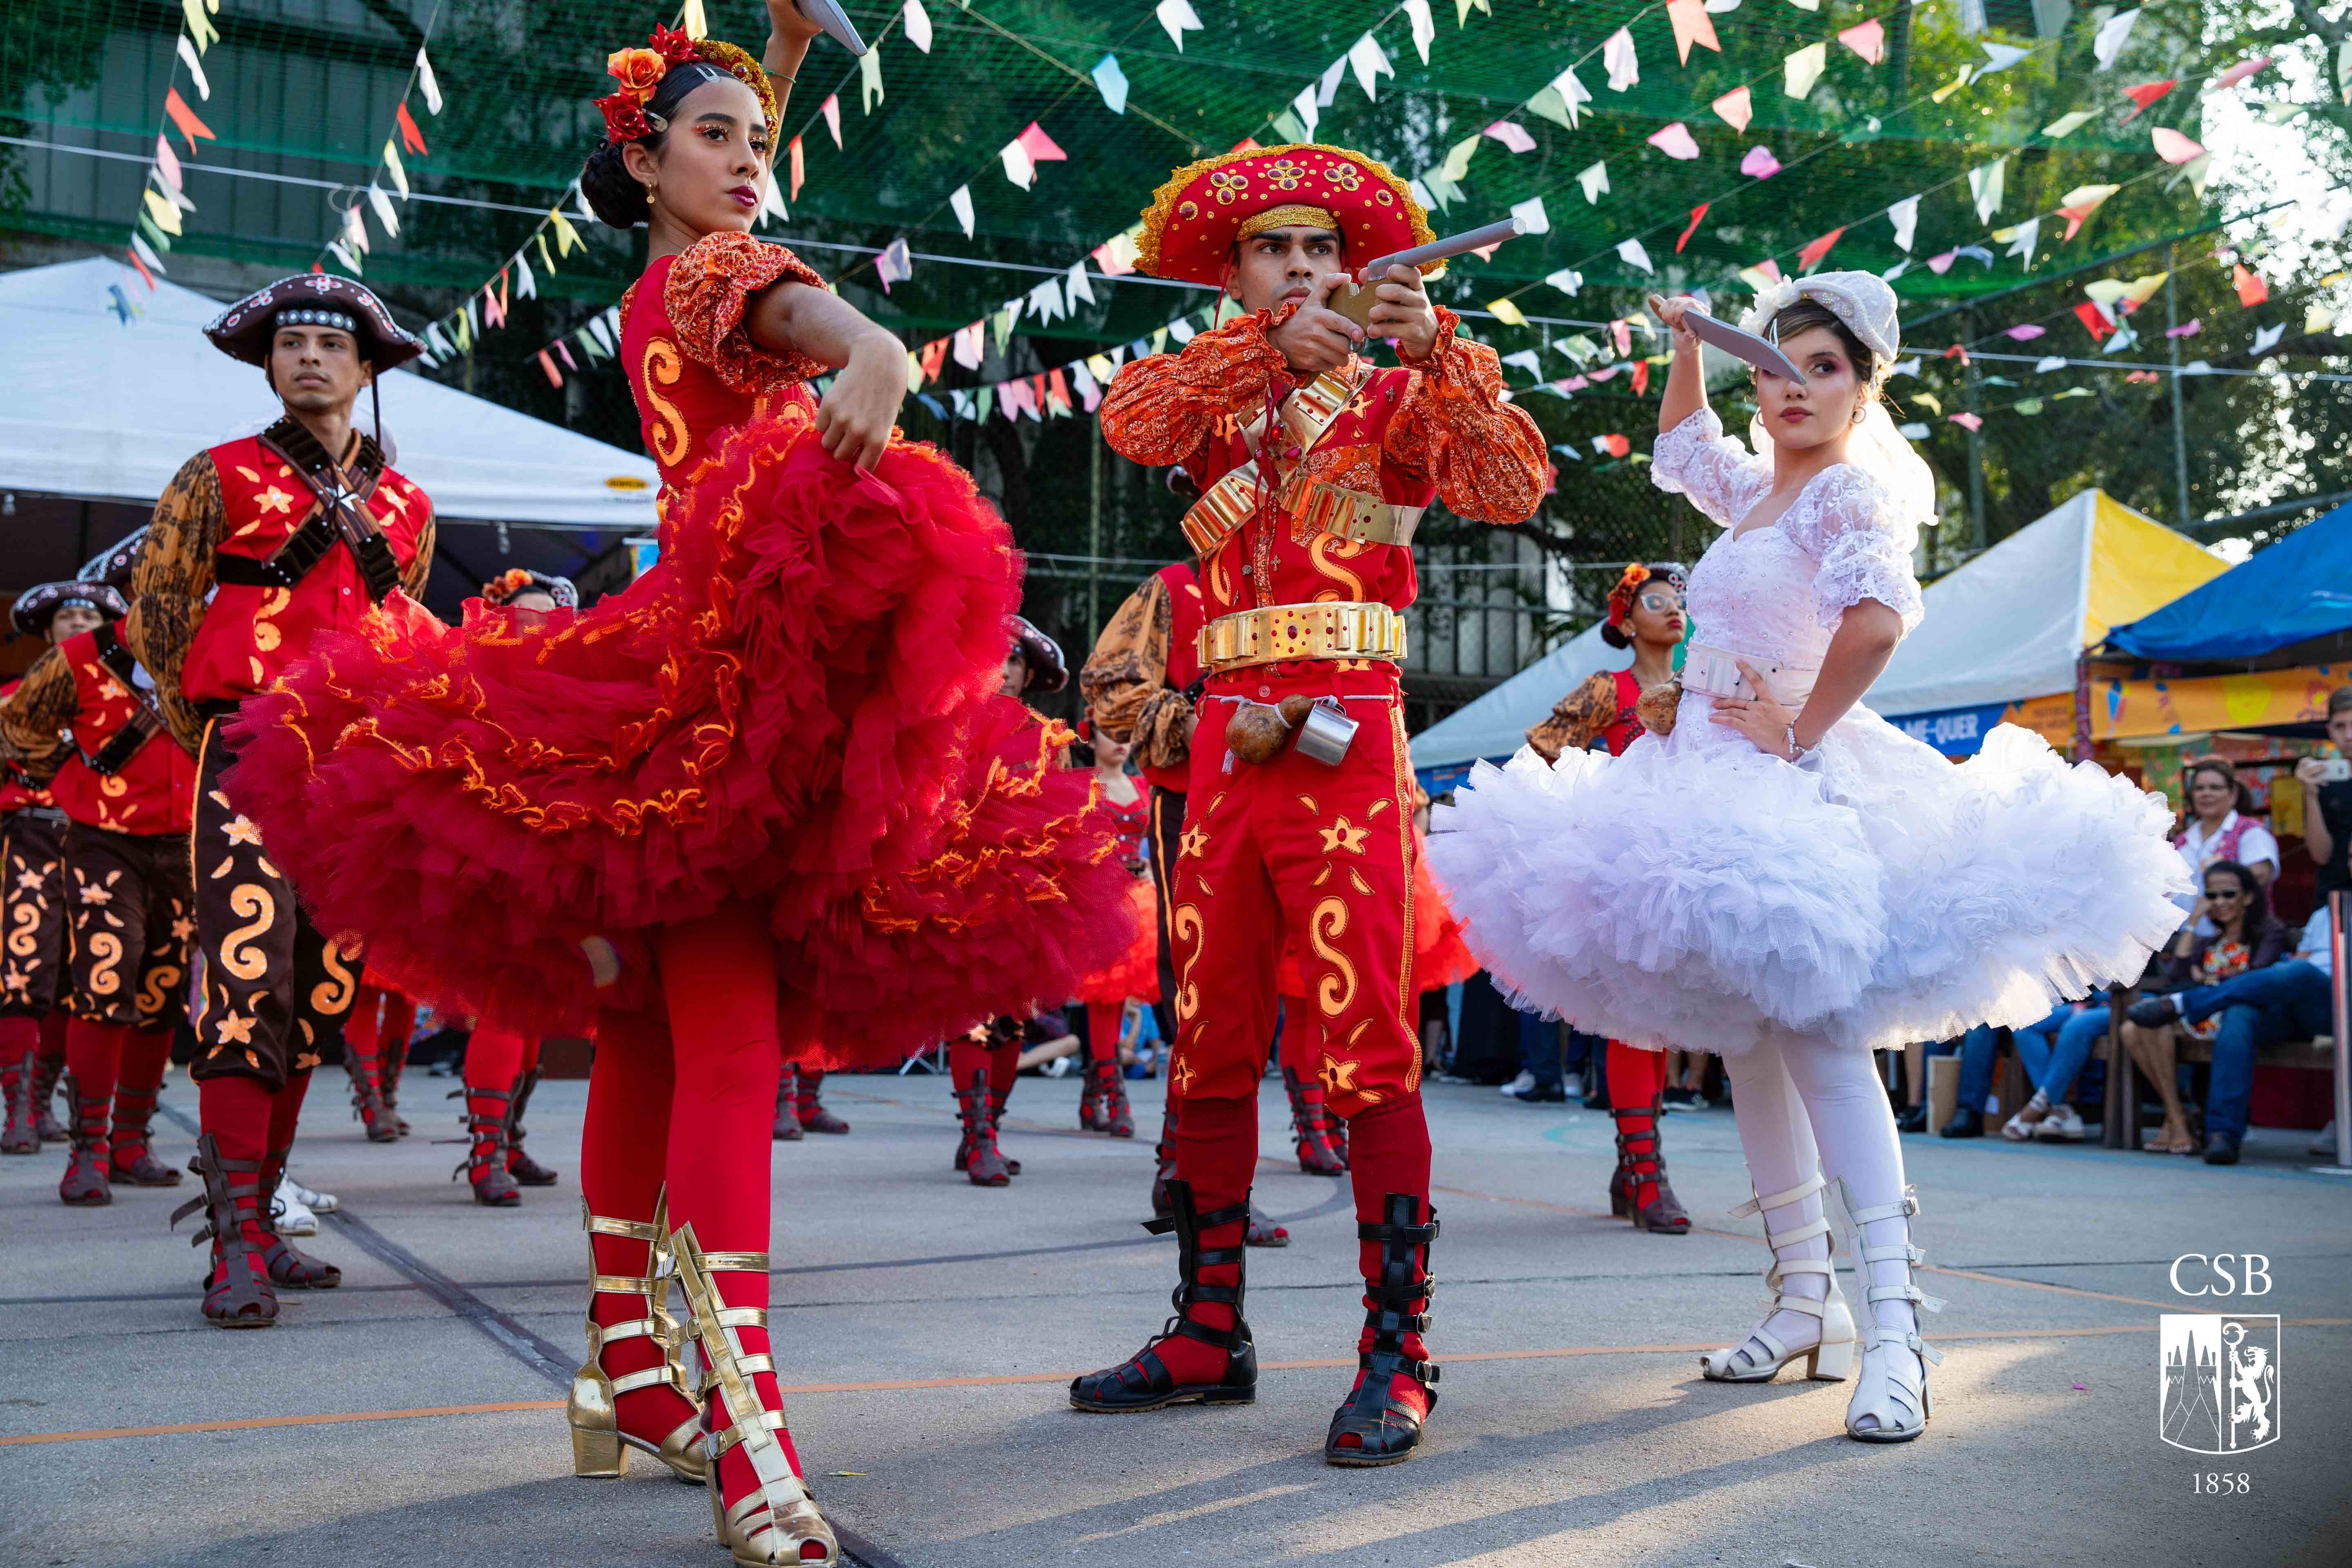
1383, 305, 1550, 525
663, 232, 831, 395
1099, 308, 1296, 467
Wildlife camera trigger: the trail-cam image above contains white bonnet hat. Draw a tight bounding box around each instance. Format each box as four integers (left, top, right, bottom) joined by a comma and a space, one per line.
1736, 269, 1901, 363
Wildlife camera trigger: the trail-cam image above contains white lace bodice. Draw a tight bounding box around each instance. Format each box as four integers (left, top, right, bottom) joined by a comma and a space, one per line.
1652, 409, 1925, 671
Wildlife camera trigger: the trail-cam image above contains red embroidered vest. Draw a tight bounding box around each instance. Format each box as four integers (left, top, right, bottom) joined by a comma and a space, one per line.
47, 629, 194, 836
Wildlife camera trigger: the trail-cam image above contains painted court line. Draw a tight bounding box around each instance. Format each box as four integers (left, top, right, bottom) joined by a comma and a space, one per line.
11, 1320, 2343, 1448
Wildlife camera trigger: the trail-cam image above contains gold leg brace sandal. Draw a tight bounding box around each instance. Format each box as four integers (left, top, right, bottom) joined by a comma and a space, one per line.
671, 1224, 839, 1568
569, 1193, 705, 1482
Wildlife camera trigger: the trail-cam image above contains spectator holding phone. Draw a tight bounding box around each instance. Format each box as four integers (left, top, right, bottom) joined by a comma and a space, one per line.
2293, 686, 2352, 903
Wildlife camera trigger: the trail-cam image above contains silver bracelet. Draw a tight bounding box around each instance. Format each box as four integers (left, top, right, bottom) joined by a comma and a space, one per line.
1785, 723, 1807, 762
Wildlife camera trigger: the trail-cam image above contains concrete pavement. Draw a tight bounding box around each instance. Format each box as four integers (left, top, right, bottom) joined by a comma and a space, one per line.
2, 1065, 2347, 1568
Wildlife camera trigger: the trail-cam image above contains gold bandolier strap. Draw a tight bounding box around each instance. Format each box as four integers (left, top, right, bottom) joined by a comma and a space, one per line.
1196, 601, 1407, 676
1178, 364, 1422, 556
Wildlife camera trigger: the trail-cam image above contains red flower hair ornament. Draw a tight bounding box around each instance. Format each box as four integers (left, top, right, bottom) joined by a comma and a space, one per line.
594, 25, 778, 147
1605, 562, 1686, 631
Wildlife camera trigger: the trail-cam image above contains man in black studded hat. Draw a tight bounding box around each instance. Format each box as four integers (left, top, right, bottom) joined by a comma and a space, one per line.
123, 274, 437, 1328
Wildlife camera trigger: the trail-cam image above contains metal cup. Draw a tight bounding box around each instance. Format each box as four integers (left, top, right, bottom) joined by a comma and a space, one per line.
1293, 697, 1358, 766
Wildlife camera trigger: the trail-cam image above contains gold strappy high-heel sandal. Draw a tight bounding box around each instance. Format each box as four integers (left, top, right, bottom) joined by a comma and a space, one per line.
568, 1194, 705, 1483
670, 1223, 839, 1568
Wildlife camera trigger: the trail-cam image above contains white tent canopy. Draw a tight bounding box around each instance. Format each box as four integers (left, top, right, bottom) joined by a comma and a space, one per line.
1409, 619, 1619, 774
0, 258, 658, 527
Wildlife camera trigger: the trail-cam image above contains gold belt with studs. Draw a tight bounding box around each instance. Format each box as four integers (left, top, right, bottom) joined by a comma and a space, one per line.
1195, 601, 1407, 677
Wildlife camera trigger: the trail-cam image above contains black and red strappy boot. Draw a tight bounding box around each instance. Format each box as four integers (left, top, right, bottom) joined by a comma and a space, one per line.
504, 1068, 560, 1186
377, 1034, 412, 1136
985, 1079, 1023, 1177
1325, 1193, 1439, 1466
793, 1069, 849, 1135
954, 1069, 1010, 1187
772, 1065, 804, 1141
1282, 1066, 1347, 1177
31, 1054, 68, 1144
108, 1080, 182, 1187
1088, 1053, 1135, 1140
1077, 1036, 1106, 1132
451, 1084, 523, 1206
170, 1132, 277, 1328
346, 1045, 399, 1144
1070, 1179, 1258, 1412
1610, 1100, 1691, 1235
58, 1088, 112, 1206
258, 1144, 342, 1289
1149, 1101, 1180, 1216
2, 1042, 38, 1155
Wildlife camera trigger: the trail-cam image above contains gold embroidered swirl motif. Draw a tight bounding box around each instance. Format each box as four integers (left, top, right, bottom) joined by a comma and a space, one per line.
1310, 895, 1356, 1018
1172, 902, 1206, 1024
85, 932, 124, 996
7, 904, 36, 958
1309, 535, 1368, 601
138, 961, 182, 1022
642, 336, 691, 468
221, 884, 275, 981
309, 941, 357, 1016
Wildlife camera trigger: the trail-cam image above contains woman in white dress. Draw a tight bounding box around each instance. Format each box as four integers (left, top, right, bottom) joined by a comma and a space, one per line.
1429, 273, 2187, 1442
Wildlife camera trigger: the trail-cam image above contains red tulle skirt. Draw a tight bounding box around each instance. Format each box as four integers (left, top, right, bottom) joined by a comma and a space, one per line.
223, 421, 1135, 1059
1073, 874, 1159, 1005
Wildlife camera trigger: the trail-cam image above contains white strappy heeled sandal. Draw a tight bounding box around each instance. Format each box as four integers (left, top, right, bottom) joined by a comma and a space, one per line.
1838, 1181, 1945, 1443
1700, 1171, 1858, 1384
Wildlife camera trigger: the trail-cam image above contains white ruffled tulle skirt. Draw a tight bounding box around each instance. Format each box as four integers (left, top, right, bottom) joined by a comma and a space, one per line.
1427, 692, 2190, 1056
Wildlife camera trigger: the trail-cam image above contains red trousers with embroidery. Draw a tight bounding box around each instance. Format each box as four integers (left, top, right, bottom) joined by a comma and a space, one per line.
1168, 672, 1421, 1115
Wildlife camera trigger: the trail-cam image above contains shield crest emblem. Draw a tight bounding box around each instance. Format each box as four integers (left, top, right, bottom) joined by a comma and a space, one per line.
2160, 1313, 2281, 1454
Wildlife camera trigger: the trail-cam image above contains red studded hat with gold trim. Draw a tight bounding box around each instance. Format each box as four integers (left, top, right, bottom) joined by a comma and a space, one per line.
1135, 143, 1436, 287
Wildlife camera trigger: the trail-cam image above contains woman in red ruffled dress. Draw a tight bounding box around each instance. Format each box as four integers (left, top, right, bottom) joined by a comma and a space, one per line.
221, 14, 1129, 1565
1070, 723, 1153, 1141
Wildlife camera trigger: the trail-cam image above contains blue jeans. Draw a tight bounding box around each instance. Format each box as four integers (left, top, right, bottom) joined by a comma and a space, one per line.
2013, 996, 2111, 1103
1928, 1024, 2001, 1116
2178, 962, 2334, 1141
1518, 1011, 1563, 1088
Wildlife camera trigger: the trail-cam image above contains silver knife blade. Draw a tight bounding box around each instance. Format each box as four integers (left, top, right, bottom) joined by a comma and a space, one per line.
798, 0, 868, 54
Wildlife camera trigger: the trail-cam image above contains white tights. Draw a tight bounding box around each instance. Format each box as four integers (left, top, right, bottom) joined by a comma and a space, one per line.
1722, 1029, 1920, 1354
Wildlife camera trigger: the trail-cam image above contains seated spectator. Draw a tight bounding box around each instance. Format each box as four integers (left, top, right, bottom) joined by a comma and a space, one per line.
2172, 757, 2278, 924
2116, 860, 2288, 1155
1930, 1023, 2002, 1138
2128, 899, 2335, 1165
2000, 994, 2114, 1142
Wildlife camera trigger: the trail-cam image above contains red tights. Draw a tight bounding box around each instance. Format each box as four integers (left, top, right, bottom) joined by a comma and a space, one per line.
947, 1032, 1019, 1104
580, 909, 798, 1511
1083, 1003, 1124, 1074
0, 1015, 35, 1092
465, 1027, 541, 1167
62, 1019, 174, 1169
1607, 1040, 1668, 1207
194, 1069, 311, 1291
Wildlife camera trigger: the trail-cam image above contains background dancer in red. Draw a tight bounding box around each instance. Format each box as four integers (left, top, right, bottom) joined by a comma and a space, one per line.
1073, 722, 1151, 1141
1070, 144, 1548, 1465
341, 969, 414, 1141
1, 567, 195, 1203
218, 16, 1129, 1563
2, 582, 114, 1154
126, 273, 432, 1329
1523, 563, 1695, 1235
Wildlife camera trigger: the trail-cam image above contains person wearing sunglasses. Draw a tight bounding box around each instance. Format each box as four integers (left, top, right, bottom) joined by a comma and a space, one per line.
2116, 861, 2288, 1155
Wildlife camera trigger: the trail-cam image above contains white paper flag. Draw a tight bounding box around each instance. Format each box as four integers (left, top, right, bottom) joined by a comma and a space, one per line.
1969, 159, 2006, 223
1577, 161, 1609, 203
2250, 321, 2285, 355
1318, 57, 1347, 106
514, 251, 536, 298
2002, 217, 2040, 264
1603, 29, 1639, 92
1544, 269, 1584, 298
1887, 194, 1920, 252
903, 0, 934, 52
2094, 10, 2139, 69
952, 322, 984, 370
1617, 238, 1654, 273
1527, 65, 1591, 130
416, 47, 443, 113
366, 185, 399, 238
1349, 34, 1394, 99
1065, 261, 1095, 306
1001, 140, 1035, 189
949, 185, 975, 237
176, 35, 211, 100
1290, 85, 1320, 138
1155, 0, 1202, 51
1510, 196, 1550, 235
1784, 42, 1827, 99
1404, 0, 1436, 63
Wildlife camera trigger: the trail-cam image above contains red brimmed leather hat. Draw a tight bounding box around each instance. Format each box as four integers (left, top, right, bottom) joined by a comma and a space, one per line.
205, 274, 424, 370
1134, 143, 1436, 287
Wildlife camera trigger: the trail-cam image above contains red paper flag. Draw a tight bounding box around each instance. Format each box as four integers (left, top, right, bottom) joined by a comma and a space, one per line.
1631, 360, 1651, 396
2232, 264, 2269, 307
919, 338, 949, 382
538, 350, 563, 388
1942, 343, 1970, 364
162, 88, 216, 152
1031, 373, 1050, 413
498, 266, 511, 315
1796, 227, 1845, 273
1675, 203, 1710, 254
1017, 123, 1068, 163
1048, 367, 1072, 411
396, 102, 429, 156
2119, 80, 2176, 121
1599, 433, 1631, 458
789, 136, 805, 199
1664, 0, 1720, 64
126, 248, 156, 290
2073, 301, 2115, 341
1228, 136, 1262, 154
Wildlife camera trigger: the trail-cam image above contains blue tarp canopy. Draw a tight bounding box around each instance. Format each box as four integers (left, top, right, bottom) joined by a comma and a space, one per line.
2104, 504, 2352, 661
